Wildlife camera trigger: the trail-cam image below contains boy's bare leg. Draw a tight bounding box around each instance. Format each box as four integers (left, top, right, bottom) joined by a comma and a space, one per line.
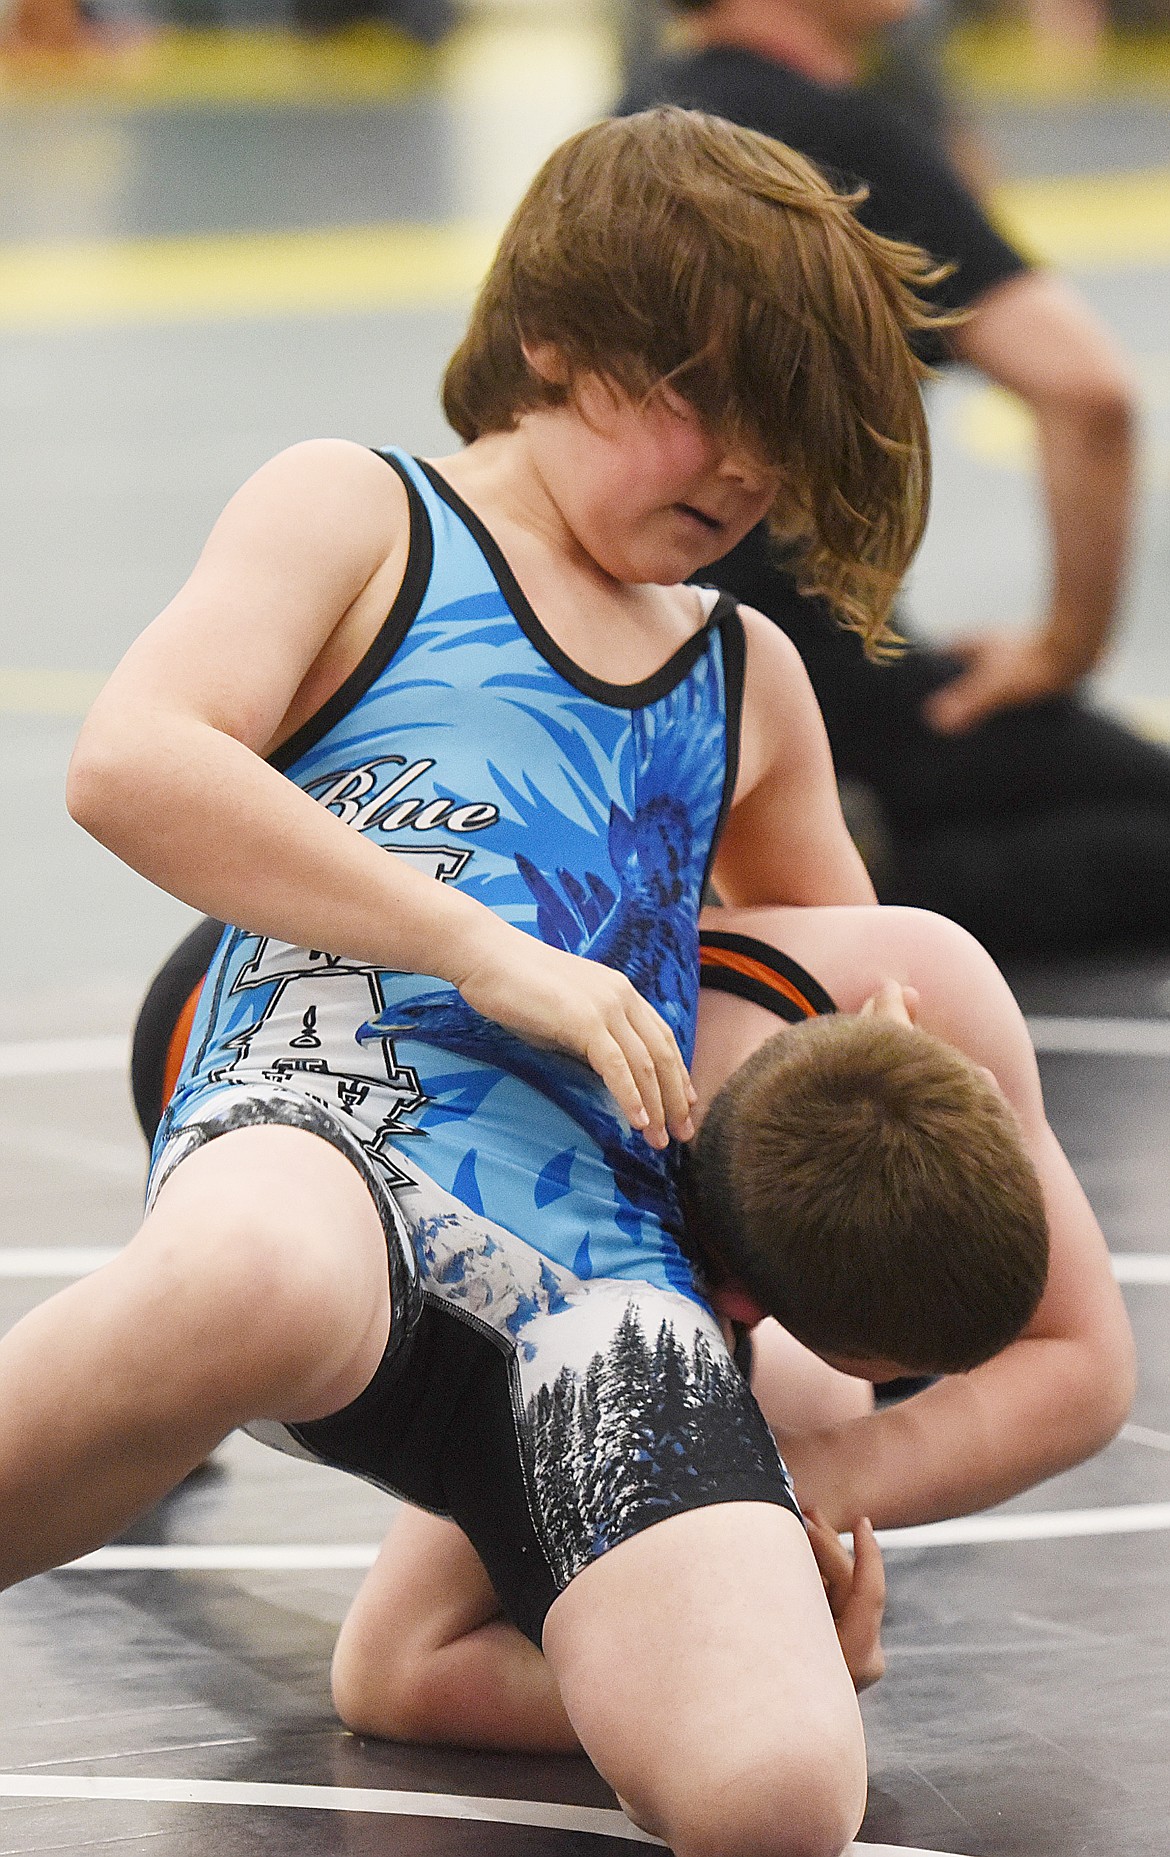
334, 1508, 578, 1753
543, 1503, 866, 1857
0, 1125, 391, 1589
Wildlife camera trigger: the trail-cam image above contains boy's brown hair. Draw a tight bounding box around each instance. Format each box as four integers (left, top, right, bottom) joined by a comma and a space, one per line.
443, 107, 955, 649
687, 1014, 1049, 1373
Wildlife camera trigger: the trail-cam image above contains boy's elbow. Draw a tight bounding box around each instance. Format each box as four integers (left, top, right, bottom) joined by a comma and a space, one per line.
65, 729, 108, 834
1098, 1325, 1137, 1446
66, 722, 127, 842
1058, 362, 1138, 449
1083, 369, 1137, 447
66, 698, 159, 846
1072, 1320, 1136, 1460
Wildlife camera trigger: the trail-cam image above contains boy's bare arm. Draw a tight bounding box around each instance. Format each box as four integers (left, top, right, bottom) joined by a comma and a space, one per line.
713, 607, 875, 909
68, 440, 467, 971
67, 443, 691, 1148
332, 1508, 578, 1752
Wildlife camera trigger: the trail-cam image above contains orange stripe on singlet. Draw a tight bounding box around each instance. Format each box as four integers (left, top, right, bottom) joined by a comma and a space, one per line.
698, 944, 818, 1019
163, 980, 204, 1107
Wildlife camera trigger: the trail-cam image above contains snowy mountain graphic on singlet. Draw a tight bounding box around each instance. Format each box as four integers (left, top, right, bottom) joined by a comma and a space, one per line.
164, 449, 744, 1304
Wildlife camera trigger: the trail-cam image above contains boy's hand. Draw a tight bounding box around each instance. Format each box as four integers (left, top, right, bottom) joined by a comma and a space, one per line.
858, 978, 919, 1027
454, 925, 696, 1150
805, 1508, 886, 1692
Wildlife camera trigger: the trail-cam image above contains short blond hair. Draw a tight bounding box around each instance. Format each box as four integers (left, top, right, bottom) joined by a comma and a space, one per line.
688, 1014, 1049, 1373
443, 107, 955, 648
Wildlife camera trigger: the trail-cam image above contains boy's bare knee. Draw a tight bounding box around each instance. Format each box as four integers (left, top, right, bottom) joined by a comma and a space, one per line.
331, 1626, 420, 1743
651, 1720, 866, 1857
667, 1764, 864, 1857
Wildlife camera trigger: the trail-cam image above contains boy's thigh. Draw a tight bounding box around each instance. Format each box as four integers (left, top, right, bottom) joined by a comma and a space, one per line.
543, 1501, 866, 1854
138, 1092, 400, 1418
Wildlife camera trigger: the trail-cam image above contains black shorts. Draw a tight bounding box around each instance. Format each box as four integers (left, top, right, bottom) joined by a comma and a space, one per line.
147, 1081, 800, 1646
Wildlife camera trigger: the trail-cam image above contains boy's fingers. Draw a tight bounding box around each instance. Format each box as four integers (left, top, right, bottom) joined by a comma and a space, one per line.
804, 1510, 852, 1611
586, 1031, 651, 1135
858, 978, 918, 1027
849, 1517, 887, 1621
628, 997, 695, 1140
613, 1021, 669, 1148
869, 977, 913, 1025
805, 1507, 848, 1567
587, 1022, 675, 1150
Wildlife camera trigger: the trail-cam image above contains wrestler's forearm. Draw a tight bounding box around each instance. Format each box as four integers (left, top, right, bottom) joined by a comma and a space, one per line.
952, 268, 1136, 683
68, 710, 495, 982
779, 1331, 1133, 1532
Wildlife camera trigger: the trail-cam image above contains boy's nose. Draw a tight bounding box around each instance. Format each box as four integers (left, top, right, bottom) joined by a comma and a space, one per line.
716, 448, 776, 498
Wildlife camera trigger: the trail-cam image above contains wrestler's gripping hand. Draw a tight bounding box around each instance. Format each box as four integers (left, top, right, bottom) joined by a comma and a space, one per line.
805, 1508, 886, 1692
451, 922, 696, 1151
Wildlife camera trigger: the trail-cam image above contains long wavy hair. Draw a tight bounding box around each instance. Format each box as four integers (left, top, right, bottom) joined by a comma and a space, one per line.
443, 107, 960, 650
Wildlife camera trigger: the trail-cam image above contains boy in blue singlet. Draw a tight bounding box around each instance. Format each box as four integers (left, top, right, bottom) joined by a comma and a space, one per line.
3, 108, 952, 1857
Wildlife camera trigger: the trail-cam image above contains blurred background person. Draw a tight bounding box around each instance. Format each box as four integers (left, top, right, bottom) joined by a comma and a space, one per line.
617, 0, 1170, 961
1, 0, 108, 56
1, 0, 454, 55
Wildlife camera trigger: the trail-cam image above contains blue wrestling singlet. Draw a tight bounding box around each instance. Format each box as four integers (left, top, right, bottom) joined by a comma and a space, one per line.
162, 449, 743, 1304
149, 451, 799, 1641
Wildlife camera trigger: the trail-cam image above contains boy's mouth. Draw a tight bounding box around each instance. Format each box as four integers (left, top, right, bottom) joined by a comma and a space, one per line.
675, 502, 722, 533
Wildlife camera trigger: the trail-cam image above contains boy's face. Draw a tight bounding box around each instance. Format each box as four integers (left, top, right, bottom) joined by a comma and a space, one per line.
522, 358, 779, 586
710, 1283, 920, 1384
815, 1349, 922, 1383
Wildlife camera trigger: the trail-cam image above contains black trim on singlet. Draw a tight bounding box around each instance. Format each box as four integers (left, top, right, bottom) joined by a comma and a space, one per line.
267, 451, 435, 776
698, 928, 838, 1020
414, 456, 727, 711
131, 914, 227, 1143
700, 593, 746, 899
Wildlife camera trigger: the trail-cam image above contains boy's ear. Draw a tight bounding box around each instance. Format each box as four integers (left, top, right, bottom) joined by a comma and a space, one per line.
521, 340, 571, 385
710, 1281, 770, 1329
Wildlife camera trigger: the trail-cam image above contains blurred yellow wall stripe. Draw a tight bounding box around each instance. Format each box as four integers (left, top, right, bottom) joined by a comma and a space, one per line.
0, 170, 1167, 334
0, 219, 500, 331
993, 169, 1170, 268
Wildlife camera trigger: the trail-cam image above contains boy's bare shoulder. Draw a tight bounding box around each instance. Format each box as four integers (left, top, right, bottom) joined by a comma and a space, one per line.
83, 441, 416, 751
728, 601, 850, 839
254, 436, 396, 482
195, 439, 412, 628
736, 601, 820, 710
238, 439, 408, 545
